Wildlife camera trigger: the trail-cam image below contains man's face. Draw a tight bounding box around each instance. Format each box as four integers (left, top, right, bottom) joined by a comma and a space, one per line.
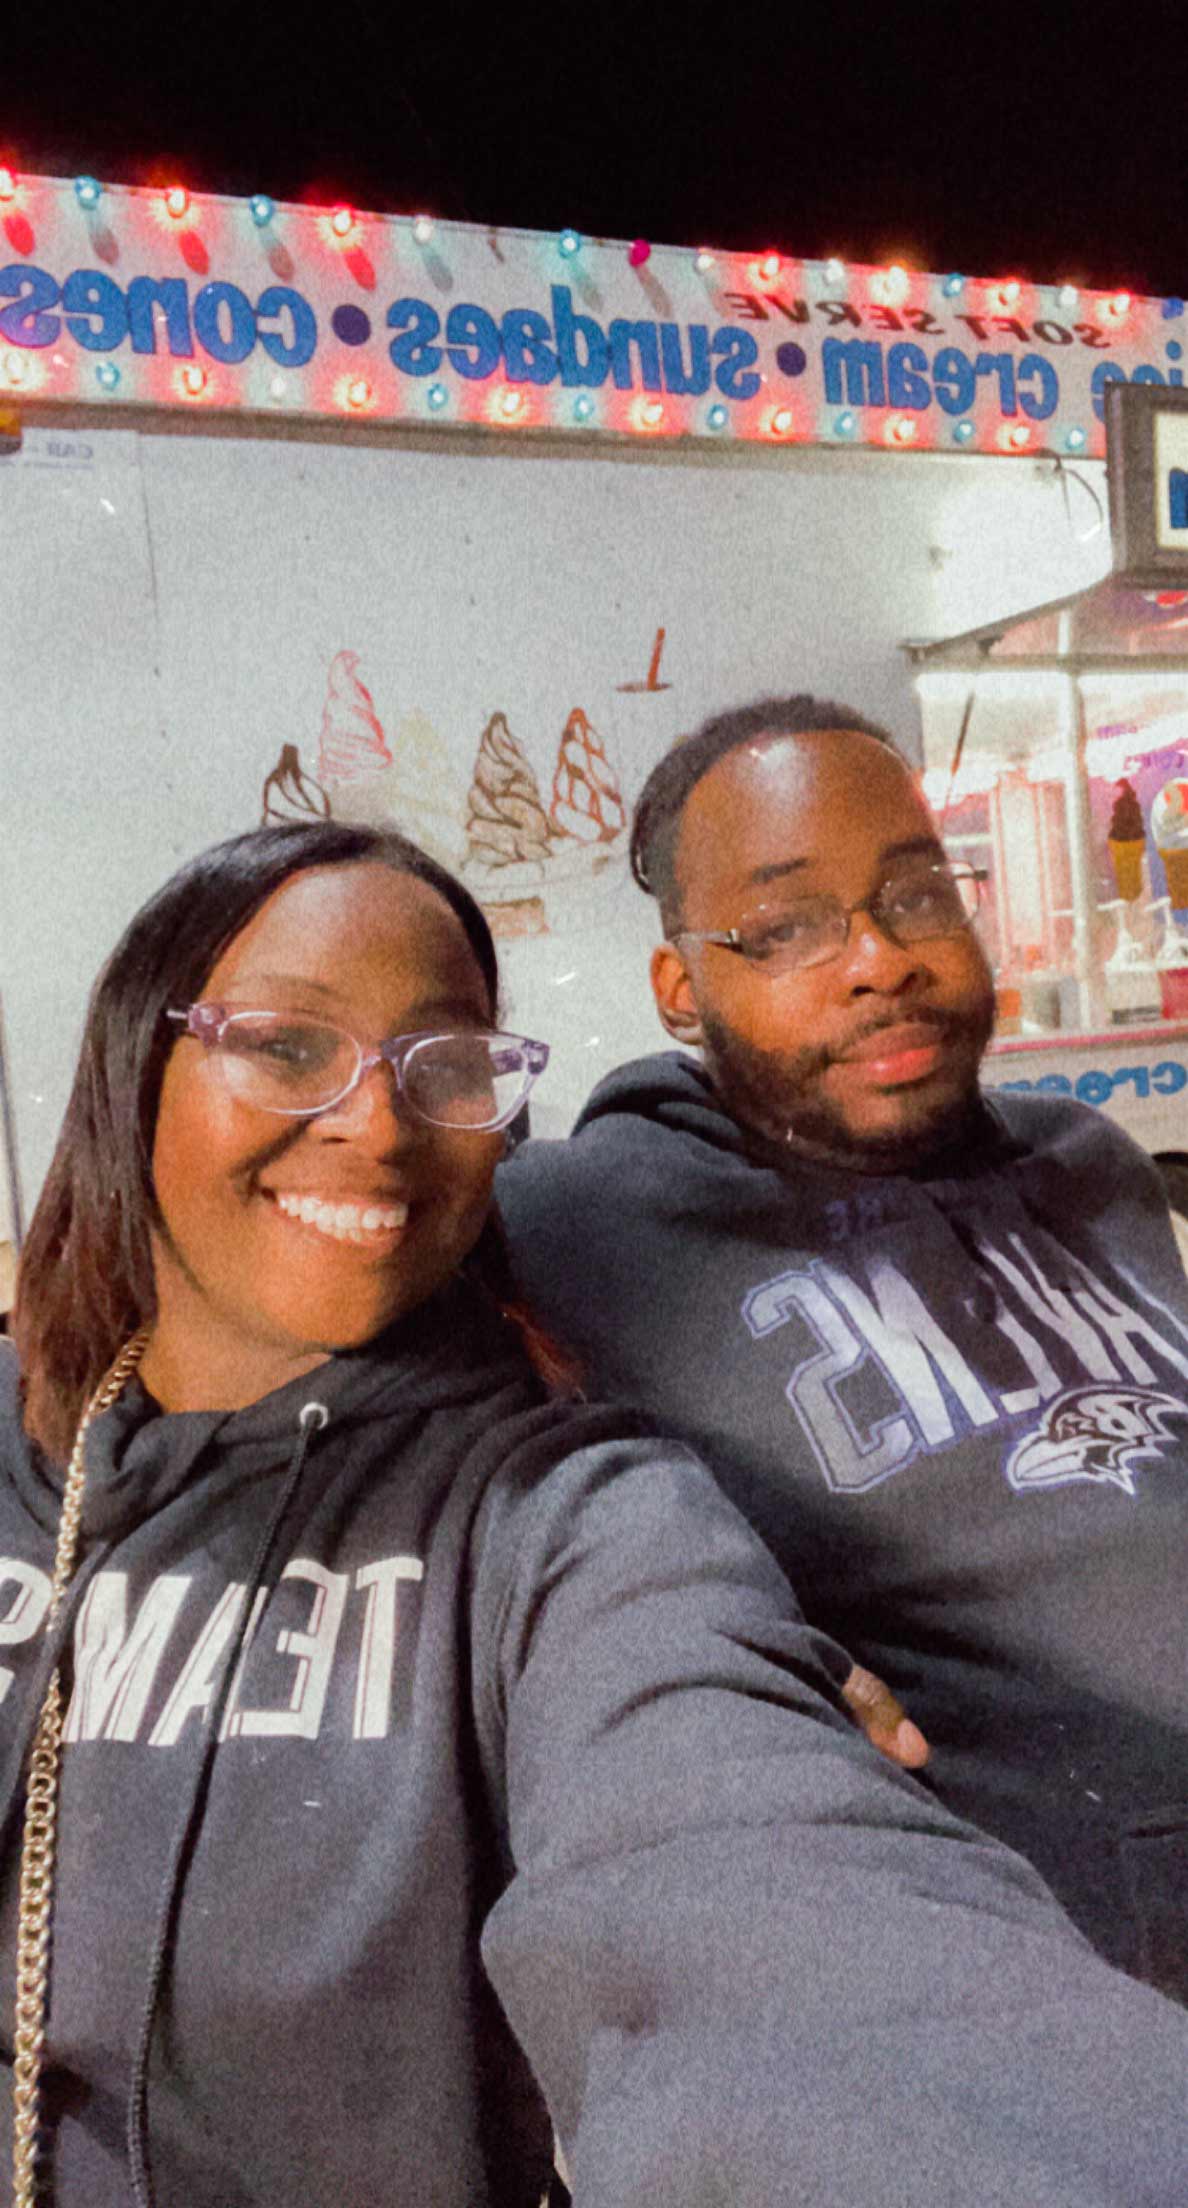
650, 730, 996, 1171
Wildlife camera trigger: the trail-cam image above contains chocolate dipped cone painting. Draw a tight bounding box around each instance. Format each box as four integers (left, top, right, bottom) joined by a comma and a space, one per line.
464, 712, 552, 937
260, 743, 330, 825
550, 709, 627, 849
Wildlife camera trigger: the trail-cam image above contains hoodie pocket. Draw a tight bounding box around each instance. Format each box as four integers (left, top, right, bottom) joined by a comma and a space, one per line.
1119, 1804, 1188, 2005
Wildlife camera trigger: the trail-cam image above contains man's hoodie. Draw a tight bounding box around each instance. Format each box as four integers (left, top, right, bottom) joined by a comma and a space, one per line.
499, 1053, 1188, 1997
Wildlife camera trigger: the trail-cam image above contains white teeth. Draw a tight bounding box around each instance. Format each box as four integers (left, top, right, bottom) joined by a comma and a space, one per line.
272, 1193, 408, 1243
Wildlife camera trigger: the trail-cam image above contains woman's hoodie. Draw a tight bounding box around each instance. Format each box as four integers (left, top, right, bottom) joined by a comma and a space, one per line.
1, 1276, 1188, 2205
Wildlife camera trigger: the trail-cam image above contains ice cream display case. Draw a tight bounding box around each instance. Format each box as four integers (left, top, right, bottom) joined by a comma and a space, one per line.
905, 579, 1188, 1183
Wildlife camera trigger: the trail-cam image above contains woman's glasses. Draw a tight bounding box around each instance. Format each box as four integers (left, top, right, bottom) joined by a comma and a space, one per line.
674, 860, 985, 977
166, 1004, 549, 1131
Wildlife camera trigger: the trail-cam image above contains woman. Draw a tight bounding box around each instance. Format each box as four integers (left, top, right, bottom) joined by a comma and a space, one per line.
2, 820, 1187, 2208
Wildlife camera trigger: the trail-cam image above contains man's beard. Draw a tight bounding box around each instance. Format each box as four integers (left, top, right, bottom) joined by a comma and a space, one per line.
698, 998, 994, 1174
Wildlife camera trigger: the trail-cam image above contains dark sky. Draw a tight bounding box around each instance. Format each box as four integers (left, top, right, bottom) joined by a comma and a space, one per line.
7, 2, 1188, 297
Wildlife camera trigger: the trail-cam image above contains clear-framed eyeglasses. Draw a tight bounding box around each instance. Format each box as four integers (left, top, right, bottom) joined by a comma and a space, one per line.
674, 860, 986, 977
166, 1004, 550, 1131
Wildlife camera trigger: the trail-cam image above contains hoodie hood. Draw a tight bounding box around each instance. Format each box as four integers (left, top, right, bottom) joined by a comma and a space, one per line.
567, 1046, 1031, 1207
1, 1275, 529, 1549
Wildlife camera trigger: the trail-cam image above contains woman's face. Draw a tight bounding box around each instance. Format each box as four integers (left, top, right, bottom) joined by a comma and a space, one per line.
147, 862, 503, 1407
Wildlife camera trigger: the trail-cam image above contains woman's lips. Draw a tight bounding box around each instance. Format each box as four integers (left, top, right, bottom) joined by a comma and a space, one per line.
834, 1023, 949, 1088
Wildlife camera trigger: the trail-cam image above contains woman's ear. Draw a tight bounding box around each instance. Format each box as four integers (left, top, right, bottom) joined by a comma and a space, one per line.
650, 940, 704, 1046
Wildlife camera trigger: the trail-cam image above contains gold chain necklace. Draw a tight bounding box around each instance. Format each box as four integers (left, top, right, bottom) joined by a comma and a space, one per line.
11, 1327, 150, 2208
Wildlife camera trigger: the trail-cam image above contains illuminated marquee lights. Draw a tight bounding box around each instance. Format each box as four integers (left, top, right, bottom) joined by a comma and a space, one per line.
870, 264, 910, 308
0, 169, 1178, 459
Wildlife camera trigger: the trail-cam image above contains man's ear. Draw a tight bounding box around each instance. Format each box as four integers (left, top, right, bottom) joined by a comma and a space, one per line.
651, 939, 704, 1045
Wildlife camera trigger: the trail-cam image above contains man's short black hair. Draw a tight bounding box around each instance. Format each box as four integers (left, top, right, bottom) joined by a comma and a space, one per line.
630, 693, 901, 927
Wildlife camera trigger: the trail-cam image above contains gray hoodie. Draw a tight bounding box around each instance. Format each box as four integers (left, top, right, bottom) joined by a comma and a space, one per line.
499, 1056, 1188, 1998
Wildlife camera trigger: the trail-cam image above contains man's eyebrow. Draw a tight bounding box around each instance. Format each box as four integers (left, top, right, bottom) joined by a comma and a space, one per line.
742, 835, 942, 891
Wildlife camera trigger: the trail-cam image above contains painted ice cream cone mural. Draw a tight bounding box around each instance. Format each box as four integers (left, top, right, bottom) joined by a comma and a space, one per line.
550, 709, 627, 847
1107, 778, 1146, 901
1152, 776, 1188, 908
316, 650, 393, 785
616, 626, 672, 695
377, 710, 468, 870
260, 742, 331, 825
465, 711, 552, 936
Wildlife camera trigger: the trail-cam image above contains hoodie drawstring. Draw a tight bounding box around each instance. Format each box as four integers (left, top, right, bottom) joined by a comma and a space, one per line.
125, 1399, 330, 2207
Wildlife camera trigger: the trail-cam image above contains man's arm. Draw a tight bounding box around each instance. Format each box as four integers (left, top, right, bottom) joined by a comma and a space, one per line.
473, 1437, 1188, 2207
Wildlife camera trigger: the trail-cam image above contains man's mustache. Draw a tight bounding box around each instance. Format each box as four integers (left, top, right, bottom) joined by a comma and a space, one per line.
818, 1004, 984, 1072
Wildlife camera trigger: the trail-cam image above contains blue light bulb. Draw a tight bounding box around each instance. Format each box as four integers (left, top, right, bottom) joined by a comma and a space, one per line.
249, 194, 275, 228
427, 383, 449, 412
834, 410, 856, 437
953, 420, 975, 445
74, 175, 103, 210
706, 403, 729, 431
573, 393, 596, 422
96, 361, 121, 391
558, 228, 581, 258
942, 273, 965, 297
1064, 425, 1087, 452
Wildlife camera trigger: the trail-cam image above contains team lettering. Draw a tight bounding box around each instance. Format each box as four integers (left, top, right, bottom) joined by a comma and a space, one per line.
742, 1233, 1188, 1493
0, 1552, 424, 1742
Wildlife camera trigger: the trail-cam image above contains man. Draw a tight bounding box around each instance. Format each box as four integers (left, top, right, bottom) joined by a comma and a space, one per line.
498, 694, 1188, 2002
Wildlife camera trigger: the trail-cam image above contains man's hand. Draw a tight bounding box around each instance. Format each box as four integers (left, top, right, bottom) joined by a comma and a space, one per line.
841, 1663, 930, 1769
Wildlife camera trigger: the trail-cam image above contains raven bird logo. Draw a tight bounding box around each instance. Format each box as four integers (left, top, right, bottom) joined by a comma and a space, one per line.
1006, 1386, 1187, 1497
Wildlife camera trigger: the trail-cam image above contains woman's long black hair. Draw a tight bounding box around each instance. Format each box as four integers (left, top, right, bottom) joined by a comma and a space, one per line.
13, 820, 529, 1463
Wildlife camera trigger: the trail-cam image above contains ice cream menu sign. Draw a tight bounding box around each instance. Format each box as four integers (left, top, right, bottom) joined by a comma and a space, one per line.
1, 170, 1187, 458
1106, 381, 1188, 582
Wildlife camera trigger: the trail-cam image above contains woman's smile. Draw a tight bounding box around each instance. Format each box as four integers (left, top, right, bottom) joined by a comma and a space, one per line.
267, 1187, 411, 1247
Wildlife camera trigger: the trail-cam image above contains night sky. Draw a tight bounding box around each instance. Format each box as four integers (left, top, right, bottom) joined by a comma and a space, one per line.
6, 4, 1188, 297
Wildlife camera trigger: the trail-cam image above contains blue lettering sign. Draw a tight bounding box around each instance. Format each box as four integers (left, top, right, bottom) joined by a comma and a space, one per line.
0, 265, 61, 347
60, 268, 127, 351
256, 286, 317, 368
386, 297, 443, 376
445, 302, 501, 380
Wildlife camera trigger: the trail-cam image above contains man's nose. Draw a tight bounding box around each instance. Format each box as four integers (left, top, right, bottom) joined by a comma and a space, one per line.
837, 907, 927, 992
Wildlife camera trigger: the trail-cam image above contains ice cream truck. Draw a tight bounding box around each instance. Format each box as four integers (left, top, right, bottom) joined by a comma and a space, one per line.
4, 171, 1188, 1306
906, 382, 1188, 1214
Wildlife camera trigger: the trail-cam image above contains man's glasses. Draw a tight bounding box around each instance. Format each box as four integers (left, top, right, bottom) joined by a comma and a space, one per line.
674, 861, 985, 977
166, 1005, 549, 1131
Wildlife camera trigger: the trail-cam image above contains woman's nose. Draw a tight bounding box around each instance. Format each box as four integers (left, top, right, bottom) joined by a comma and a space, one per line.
311, 1059, 423, 1147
